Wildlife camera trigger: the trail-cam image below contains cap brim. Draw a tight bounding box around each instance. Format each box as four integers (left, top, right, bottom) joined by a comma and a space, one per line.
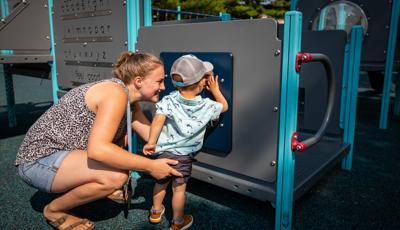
203, 61, 214, 72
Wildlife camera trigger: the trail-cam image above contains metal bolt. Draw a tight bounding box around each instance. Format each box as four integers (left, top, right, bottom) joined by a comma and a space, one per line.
124, 41, 128, 46
274, 49, 281, 56
273, 107, 278, 112
123, 1, 127, 6
302, 55, 307, 60
22, 0, 27, 4
83, 42, 88, 46
45, 36, 50, 40
219, 123, 224, 128
296, 145, 302, 151
383, 50, 386, 54
44, 4, 48, 8
385, 25, 389, 29
220, 78, 225, 83
270, 161, 276, 166
1, 18, 5, 23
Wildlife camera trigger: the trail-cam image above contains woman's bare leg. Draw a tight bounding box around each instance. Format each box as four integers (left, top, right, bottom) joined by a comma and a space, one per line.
43, 149, 128, 229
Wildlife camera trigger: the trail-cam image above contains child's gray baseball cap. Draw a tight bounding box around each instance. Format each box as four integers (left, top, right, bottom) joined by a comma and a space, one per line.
170, 54, 213, 87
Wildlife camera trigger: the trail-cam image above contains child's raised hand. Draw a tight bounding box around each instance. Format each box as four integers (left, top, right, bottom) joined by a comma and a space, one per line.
206, 74, 221, 93
143, 143, 156, 155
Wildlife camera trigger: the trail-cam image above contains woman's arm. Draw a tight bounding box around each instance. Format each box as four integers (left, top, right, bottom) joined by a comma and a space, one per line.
86, 85, 182, 179
131, 102, 151, 142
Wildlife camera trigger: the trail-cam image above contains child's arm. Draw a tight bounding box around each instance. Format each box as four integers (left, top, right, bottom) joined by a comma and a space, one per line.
143, 114, 166, 155
206, 75, 228, 113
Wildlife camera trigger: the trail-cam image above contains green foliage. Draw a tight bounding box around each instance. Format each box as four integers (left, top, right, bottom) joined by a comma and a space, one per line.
152, 0, 290, 19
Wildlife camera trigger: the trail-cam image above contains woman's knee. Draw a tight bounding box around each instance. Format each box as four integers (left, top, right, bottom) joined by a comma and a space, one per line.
100, 171, 129, 190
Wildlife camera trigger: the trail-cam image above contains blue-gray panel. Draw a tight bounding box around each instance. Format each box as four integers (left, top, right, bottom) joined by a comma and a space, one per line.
160, 52, 233, 155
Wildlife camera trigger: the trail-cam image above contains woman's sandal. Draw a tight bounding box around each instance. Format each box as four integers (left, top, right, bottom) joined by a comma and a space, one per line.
106, 188, 127, 202
47, 214, 95, 230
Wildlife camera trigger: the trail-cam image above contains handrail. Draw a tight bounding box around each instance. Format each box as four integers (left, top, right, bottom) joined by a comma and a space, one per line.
292, 52, 336, 152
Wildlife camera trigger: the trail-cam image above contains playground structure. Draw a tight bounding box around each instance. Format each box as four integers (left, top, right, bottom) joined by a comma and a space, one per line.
0, 0, 396, 229
294, 0, 400, 129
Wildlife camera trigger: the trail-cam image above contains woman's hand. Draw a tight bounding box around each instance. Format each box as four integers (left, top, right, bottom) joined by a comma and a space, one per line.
148, 158, 183, 180
143, 143, 156, 155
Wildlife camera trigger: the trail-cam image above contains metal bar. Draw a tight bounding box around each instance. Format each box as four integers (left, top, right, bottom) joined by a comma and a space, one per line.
144, 0, 152, 26
48, 0, 59, 103
177, 5, 181, 21
342, 26, 363, 170
275, 11, 302, 230
290, 0, 297, 11
380, 0, 400, 128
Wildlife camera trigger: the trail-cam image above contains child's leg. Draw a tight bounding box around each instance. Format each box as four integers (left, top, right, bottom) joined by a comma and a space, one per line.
171, 181, 187, 220
153, 180, 170, 210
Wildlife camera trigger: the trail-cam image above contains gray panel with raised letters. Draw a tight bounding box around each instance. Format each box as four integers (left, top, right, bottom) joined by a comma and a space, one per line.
53, 0, 128, 89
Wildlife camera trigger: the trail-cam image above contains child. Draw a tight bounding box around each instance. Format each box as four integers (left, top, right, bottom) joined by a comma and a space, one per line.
143, 54, 228, 230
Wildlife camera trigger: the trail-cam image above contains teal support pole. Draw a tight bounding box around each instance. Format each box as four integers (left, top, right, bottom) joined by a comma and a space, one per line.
337, 3, 346, 30
342, 26, 363, 170
317, 8, 326, 30
127, 0, 145, 179
1, 0, 17, 127
219, 12, 231, 21
275, 11, 302, 230
48, 0, 59, 103
144, 0, 152, 26
177, 5, 181, 21
290, 0, 297, 11
379, 0, 400, 128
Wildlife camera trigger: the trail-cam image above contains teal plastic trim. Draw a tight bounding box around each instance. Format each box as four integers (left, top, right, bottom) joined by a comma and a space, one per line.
290, 0, 297, 11
177, 5, 181, 21
275, 11, 302, 230
127, 0, 140, 51
47, 0, 59, 103
339, 43, 350, 129
342, 26, 363, 170
318, 8, 326, 30
143, 0, 152, 26
380, 0, 400, 128
0, 0, 8, 17
338, 3, 346, 30
219, 12, 231, 21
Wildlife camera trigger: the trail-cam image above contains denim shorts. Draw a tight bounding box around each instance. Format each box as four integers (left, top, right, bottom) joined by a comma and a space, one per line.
17, 150, 70, 193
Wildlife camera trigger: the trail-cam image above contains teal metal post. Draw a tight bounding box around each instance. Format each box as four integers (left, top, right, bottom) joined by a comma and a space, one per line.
219, 12, 231, 21
275, 11, 302, 230
290, 0, 297, 11
48, 0, 59, 103
177, 5, 181, 21
143, 0, 152, 26
127, 0, 145, 179
379, 0, 400, 128
342, 26, 363, 170
317, 8, 326, 30
1, 0, 17, 127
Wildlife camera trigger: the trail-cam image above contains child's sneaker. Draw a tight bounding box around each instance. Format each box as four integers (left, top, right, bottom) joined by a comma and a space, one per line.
170, 215, 193, 230
149, 205, 165, 224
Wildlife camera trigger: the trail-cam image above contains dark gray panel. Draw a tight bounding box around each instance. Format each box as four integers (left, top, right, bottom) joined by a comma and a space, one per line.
53, 1, 128, 89
137, 19, 281, 183
0, 0, 50, 50
297, 0, 394, 70
299, 30, 347, 135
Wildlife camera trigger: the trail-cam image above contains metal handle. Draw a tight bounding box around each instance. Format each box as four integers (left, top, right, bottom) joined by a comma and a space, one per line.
292, 53, 336, 152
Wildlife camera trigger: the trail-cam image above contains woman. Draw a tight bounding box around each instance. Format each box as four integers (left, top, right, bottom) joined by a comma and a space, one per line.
15, 52, 182, 229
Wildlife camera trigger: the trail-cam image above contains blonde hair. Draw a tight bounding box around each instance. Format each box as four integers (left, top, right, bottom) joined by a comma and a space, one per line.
112, 51, 163, 84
